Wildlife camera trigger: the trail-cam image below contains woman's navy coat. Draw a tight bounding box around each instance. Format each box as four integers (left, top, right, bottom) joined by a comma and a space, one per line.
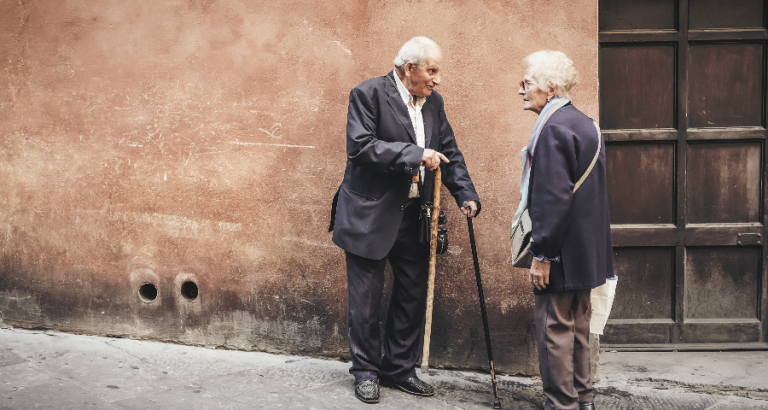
527, 104, 615, 294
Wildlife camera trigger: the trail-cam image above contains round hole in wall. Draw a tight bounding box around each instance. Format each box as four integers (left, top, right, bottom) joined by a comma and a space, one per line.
138, 283, 158, 302
181, 281, 198, 300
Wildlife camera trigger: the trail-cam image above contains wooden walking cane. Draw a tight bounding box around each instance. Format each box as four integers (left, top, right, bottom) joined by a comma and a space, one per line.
421, 166, 441, 373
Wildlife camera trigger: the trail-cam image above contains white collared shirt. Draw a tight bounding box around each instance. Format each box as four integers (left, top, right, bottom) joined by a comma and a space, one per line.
393, 69, 426, 198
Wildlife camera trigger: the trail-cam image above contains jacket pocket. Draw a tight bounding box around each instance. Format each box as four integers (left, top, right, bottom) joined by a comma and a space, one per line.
347, 188, 377, 202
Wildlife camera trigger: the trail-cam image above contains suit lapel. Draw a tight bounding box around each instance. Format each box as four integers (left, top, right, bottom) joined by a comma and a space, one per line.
422, 101, 433, 148
385, 72, 417, 144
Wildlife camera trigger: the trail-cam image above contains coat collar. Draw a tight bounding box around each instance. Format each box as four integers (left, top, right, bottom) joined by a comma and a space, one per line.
385, 71, 417, 144
423, 102, 433, 148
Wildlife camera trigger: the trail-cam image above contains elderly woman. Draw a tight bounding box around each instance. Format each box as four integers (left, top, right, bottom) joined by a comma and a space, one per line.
513, 51, 614, 410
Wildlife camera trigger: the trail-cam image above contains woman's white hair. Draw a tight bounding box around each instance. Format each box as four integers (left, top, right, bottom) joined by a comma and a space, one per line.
523, 50, 579, 99
393, 37, 440, 68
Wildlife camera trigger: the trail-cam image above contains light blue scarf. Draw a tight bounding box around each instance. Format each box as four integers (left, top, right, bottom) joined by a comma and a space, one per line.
511, 98, 570, 226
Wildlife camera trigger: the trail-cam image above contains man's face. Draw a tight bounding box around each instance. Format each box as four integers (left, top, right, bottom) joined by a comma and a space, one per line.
404, 49, 443, 98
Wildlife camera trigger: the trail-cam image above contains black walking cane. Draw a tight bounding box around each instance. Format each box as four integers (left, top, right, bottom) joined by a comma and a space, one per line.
463, 202, 502, 409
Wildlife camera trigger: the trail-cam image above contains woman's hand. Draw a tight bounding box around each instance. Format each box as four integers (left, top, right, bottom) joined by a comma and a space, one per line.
529, 258, 550, 291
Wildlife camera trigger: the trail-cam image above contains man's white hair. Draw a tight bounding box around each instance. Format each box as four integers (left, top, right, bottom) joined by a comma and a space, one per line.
393, 37, 440, 68
523, 50, 579, 99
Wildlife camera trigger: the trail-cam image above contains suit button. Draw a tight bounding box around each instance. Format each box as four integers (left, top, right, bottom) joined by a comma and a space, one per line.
400, 205, 405, 211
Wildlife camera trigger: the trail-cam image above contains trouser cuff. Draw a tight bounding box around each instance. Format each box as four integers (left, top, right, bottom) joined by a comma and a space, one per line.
351, 371, 379, 383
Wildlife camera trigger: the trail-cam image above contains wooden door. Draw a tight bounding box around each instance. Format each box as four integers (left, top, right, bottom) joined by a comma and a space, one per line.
599, 0, 768, 349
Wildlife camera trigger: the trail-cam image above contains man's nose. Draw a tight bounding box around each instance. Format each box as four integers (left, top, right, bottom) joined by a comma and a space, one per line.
433, 74, 441, 86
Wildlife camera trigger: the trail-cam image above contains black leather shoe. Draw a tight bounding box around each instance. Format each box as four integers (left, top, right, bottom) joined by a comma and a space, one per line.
579, 403, 595, 410
354, 380, 380, 404
393, 376, 435, 397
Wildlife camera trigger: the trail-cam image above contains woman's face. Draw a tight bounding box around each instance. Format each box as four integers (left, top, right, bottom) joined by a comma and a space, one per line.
519, 72, 549, 114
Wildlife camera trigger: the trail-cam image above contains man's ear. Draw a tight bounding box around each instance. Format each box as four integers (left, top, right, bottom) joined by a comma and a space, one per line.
404, 62, 414, 78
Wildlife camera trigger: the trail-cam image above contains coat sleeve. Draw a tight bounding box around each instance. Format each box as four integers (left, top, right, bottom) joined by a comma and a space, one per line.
436, 104, 482, 213
528, 123, 578, 260
346, 87, 423, 175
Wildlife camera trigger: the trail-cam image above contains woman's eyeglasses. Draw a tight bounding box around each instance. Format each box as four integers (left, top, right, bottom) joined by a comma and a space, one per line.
520, 80, 536, 91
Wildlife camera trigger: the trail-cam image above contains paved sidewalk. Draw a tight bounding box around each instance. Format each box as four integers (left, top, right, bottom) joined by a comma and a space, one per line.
1, 328, 766, 409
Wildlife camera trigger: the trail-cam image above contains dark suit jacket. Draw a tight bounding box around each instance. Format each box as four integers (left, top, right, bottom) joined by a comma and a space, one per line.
528, 104, 615, 293
330, 71, 480, 260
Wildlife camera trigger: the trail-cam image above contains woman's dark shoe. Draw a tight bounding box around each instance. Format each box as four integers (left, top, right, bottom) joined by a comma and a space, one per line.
579, 403, 595, 410
355, 380, 380, 404
394, 376, 435, 397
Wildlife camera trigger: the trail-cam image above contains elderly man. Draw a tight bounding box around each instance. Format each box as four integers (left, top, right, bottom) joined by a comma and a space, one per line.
329, 36, 481, 403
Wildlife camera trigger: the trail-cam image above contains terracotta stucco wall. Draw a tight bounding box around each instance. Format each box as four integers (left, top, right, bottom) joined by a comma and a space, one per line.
0, 0, 597, 375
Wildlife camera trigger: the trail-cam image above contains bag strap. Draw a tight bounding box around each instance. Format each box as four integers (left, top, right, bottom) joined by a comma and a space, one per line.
573, 120, 602, 193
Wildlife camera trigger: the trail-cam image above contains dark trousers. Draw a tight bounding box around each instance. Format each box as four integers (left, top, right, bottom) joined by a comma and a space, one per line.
345, 201, 429, 383
534, 289, 593, 410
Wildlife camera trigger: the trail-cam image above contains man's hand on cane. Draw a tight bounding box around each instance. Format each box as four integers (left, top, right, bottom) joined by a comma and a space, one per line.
421, 149, 448, 171
426, 150, 477, 218
529, 259, 550, 291
461, 201, 478, 218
